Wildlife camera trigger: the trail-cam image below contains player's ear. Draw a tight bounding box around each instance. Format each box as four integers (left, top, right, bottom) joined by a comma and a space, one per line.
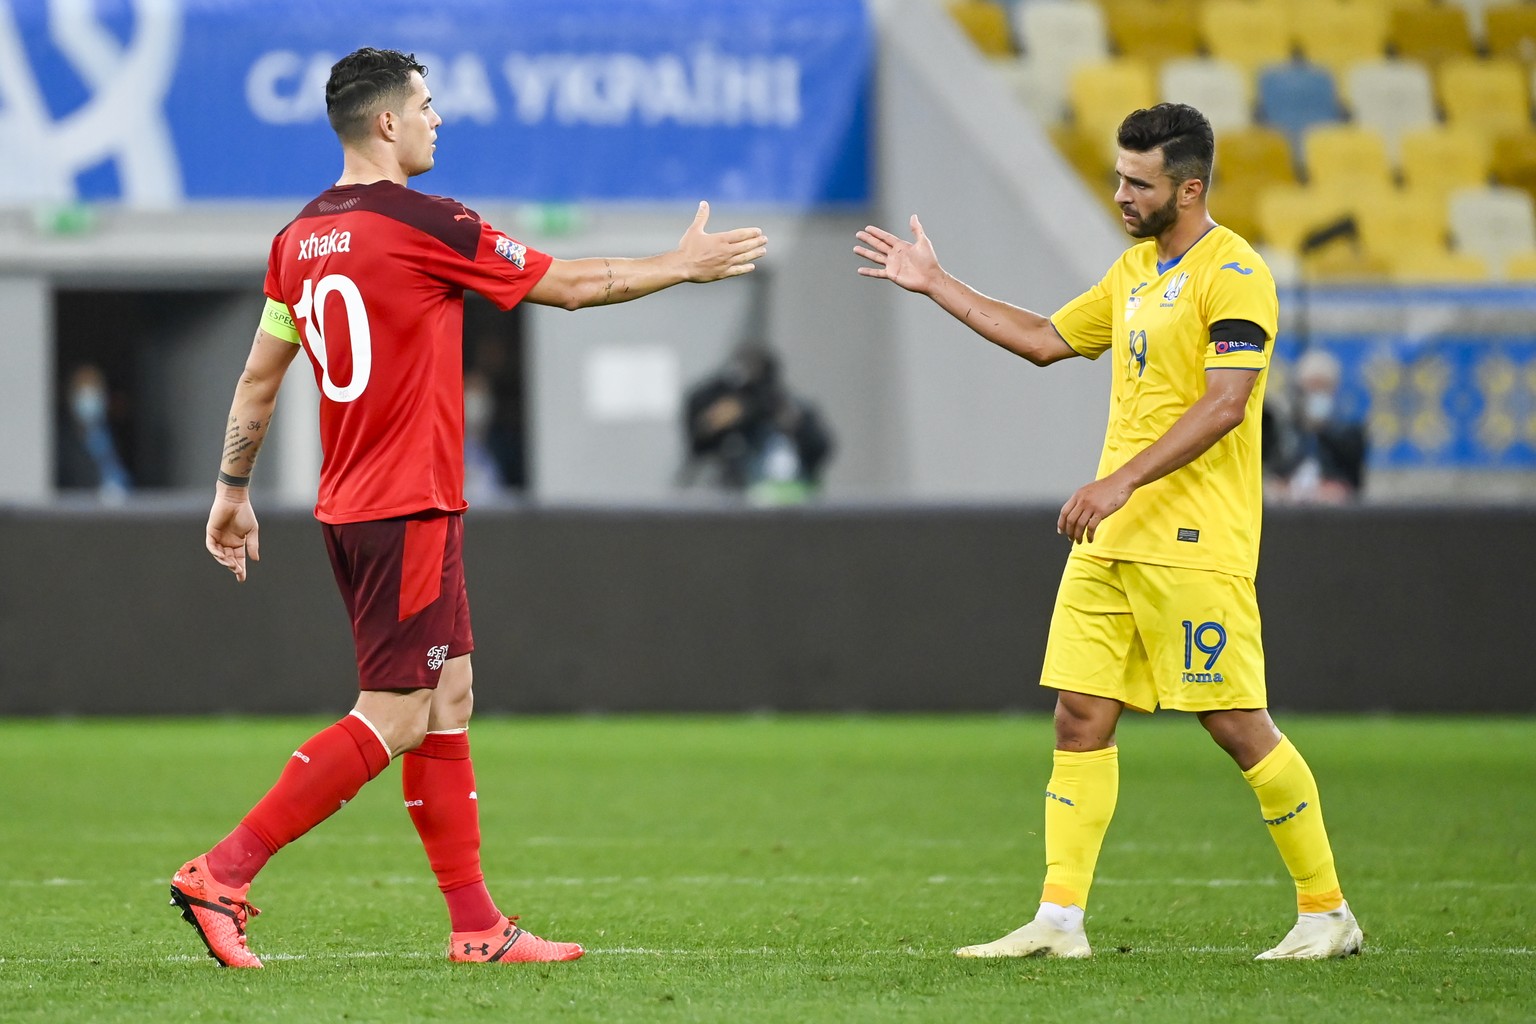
377, 108, 397, 142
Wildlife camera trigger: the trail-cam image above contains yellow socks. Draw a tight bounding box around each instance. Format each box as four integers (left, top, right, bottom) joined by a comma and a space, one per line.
1243, 736, 1344, 913
1040, 747, 1120, 910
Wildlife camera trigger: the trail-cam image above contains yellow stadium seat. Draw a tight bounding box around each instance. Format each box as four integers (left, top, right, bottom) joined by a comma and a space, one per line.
1438, 58, 1531, 137
1212, 127, 1297, 246
1386, 248, 1490, 282
1388, 6, 1477, 68
1256, 184, 1358, 255
1304, 124, 1395, 189
1069, 59, 1158, 158
1353, 188, 1451, 265
1501, 249, 1536, 279
1292, 1, 1391, 75
1200, 2, 1293, 75
1490, 129, 1536, 202
1485, 4, 1536, 63
1051, 122, 1117, 194
1102, 0, 1203, 68
1399, 126, 1493, 197
946, 0, 1014, 58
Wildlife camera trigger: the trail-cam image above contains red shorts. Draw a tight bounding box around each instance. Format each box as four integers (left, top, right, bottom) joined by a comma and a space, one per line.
321, 511, 474, 691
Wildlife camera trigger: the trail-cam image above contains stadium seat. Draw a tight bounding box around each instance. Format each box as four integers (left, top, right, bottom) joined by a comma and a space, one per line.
1353, 188, 1451, 266
1442, 0, 1499, 44
1200, 2, 1293, 75
1388, 6, 1477, 68
1303, 124, 1394, 190
1490, 129, 1536, 202
1069, 58, 1158, 158
947, 0, 1015, 58
1438, 58, 1532, 138
1399, 125, 1493, 197
1255, 183, 1359, 256
1385, 247, 1490, 283
1448, 184, 1536, 275
1005, 2, 1108, 124
1050, 121, 1117, 195
1212, 126, 1296, 244
1160, 58, 1252, 133
1016, 1, 1106, 65
1485, 4, 1536, 63
1257, 62, 1345, 152
1344, 59, 1438, 166
1291, 1, 1391, 75
1101, 0, 1203, 68
1500, 249, 1536, 279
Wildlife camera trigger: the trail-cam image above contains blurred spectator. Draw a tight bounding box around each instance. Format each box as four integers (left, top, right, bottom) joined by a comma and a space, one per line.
57, 363, 132, 501
462, 369, 506, 503
680, 342, 833, 503
1265, 348, 1367, 504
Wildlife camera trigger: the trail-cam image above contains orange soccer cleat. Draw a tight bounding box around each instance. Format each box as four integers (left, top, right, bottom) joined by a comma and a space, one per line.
448, 915, 584, 964
169, 855, 263, 968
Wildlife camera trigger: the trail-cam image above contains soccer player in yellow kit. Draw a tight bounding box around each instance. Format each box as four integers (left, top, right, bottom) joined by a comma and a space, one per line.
854, 104, 1362, 960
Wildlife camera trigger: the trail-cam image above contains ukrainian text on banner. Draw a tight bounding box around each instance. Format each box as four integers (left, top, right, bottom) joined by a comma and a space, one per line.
0, 0, 870, 207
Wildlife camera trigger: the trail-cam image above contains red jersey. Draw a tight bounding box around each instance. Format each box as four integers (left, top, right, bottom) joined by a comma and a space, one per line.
263, 181, 551, 524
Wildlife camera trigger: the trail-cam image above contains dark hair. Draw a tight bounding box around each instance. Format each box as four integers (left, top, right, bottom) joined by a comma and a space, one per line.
326, 48, 428, 142
1117, 103, 1214, 188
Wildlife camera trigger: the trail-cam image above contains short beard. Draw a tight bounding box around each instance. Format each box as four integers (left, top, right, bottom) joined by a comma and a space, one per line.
1124, 191, 1180, 239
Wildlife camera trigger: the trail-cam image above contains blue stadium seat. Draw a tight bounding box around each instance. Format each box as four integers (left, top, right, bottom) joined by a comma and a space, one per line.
1257, 62, 1344, 153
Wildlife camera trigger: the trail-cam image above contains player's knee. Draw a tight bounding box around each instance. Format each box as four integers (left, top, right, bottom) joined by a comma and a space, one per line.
1053, 693, 1118, 750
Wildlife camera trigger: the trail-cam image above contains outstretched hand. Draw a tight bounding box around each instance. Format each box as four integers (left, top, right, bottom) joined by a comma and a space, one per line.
677, 201, 767, 282
854, 215, 943, 295
206, 492, 260, 583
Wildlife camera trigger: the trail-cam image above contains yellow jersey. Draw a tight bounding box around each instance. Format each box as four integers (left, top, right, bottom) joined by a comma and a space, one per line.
1050, 225, 1277, 578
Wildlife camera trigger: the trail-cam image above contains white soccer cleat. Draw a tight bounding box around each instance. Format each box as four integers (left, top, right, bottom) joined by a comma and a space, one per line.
955, 913, 1092, 959
1255, 900, 1363, 961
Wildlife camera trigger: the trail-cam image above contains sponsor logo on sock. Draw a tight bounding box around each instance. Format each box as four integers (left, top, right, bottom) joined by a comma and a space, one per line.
469, 791, 477, 800
1045, 789, 1075, 807
292, 750, 311, 763
1262, 800, 1309, 826
404, 799, 424, 808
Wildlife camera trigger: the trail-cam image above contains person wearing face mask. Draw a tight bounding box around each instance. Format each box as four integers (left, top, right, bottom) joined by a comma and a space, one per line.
59, 363, 132, 499
1274, 348, 1366, 504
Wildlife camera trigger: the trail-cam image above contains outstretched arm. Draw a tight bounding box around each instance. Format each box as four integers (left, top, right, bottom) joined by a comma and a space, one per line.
855, 215, 1077, 366
1058, 368, 1260, 543
206, 329, 300, 582
528, 201, 767, 310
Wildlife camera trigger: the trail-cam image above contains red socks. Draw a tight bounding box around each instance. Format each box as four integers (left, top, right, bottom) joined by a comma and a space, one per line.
207, 714, 392, 888
402, 731, 500, 932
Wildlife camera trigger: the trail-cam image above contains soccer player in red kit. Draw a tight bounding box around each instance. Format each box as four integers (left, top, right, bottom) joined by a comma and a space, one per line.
171, 48, 767, 968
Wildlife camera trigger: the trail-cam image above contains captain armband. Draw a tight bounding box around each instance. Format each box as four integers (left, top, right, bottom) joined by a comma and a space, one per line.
260, 296, 302, 344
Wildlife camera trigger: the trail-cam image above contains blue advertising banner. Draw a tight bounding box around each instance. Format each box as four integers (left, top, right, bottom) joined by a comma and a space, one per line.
0, 0, 870, 207
1275, 288, 1536, 470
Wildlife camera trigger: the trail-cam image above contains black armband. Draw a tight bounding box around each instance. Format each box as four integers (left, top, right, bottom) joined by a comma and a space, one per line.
1209, 318, 1268, 349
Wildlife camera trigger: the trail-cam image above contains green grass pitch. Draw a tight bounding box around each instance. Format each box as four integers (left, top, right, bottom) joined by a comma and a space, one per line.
0, 715, 1530, 1022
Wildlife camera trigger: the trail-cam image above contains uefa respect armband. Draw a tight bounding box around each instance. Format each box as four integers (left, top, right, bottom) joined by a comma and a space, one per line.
261, 296, 301, 344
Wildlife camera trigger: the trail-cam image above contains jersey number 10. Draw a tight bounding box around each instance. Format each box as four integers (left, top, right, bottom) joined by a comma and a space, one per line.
294, 274, 373, 403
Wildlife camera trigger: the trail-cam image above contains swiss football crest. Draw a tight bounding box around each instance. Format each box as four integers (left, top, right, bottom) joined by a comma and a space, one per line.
495, 235, 527, 269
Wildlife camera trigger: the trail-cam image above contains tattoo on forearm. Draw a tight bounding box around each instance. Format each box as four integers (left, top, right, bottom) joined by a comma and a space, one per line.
600, 258, 614, 304
222, 414, 268, 473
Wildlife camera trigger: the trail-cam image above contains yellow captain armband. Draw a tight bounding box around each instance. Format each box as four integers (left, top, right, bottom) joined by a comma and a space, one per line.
260, 296, 302, 344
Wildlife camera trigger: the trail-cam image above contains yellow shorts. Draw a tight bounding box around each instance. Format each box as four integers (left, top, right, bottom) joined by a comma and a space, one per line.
1040, 551, 1267, 714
